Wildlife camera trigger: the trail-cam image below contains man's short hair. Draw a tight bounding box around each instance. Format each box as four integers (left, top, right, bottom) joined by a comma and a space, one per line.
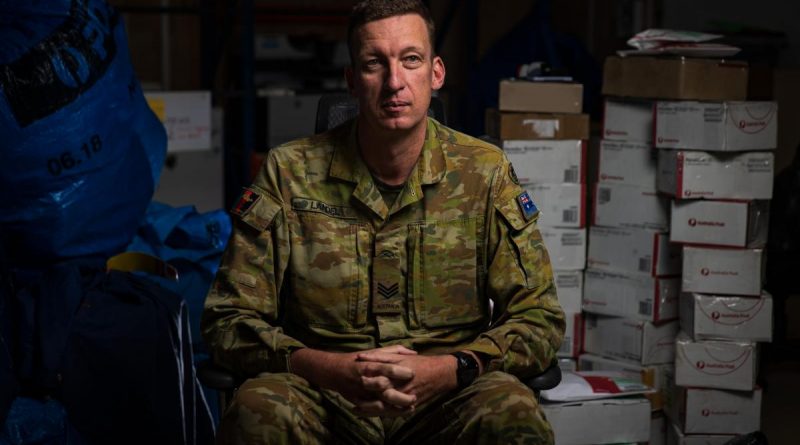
347, 0, 436, 64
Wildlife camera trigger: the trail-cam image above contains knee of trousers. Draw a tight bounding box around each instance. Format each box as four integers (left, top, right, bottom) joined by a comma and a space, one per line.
226, 372, 316, 430
457, 371, 552, 439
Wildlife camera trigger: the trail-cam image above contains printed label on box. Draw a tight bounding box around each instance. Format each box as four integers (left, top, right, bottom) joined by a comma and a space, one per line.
682, 247, 764, 296
598, 139, 658, 189
655, 101, 777, 151
504, 140, 585, 184
554, 270, 584, 313
540, 227, 586, 271
593, 183, 669, 231
674, 387, 762, 435
675, 332, 757, 391
557, 311, 583, 358
657, 150, 774, 200
583, 269, 679, 322
681, 292, 773, 342
527, 183, 585, 228
603, 98, 654, 143
670, 200, 769, 248
588, 226, 680, 277
583, 315, 679, 365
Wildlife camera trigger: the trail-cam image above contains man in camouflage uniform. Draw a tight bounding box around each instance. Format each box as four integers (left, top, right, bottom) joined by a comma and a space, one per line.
202, 1, 565, 443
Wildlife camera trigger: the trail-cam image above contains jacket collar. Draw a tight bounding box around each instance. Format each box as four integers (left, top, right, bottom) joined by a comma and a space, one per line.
328, 117, 447, 219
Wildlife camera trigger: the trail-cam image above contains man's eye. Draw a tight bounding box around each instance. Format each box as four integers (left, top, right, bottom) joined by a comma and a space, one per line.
365, 59, 380, 67
405, 55, 422, 63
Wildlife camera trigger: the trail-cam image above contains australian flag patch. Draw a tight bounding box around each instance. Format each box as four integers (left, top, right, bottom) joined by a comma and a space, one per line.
517, 191, 538, 221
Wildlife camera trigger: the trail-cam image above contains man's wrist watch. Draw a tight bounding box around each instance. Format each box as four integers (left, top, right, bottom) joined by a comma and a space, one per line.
450, 351, 480, 390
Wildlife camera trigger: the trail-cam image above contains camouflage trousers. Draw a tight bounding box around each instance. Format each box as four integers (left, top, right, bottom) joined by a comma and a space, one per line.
217, 370, 553, 445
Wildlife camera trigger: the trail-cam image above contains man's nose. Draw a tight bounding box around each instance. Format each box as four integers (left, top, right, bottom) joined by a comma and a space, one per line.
384, 60, 405, 92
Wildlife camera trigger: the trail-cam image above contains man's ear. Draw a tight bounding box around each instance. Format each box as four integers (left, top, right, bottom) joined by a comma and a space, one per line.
345, 66, 356, 96
431, 56, 446, 91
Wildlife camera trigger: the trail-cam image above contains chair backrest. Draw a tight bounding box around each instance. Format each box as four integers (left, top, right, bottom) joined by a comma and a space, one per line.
314, 93, 447, 133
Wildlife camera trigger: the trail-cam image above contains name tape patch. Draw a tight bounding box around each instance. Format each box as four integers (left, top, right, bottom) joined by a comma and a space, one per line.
292, 198, 357, 219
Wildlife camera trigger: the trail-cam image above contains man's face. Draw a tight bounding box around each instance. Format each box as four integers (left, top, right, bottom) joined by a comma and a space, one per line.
346, 13, 445, 133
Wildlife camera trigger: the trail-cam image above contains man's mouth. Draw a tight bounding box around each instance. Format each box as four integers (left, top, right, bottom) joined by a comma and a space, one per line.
382, 100, 410, 112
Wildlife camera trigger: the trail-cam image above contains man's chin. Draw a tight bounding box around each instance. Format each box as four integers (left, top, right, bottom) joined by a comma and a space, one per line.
374, 115, 425, 132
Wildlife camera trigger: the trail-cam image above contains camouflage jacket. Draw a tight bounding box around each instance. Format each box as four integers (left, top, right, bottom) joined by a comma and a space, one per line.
201, 118, 565, 380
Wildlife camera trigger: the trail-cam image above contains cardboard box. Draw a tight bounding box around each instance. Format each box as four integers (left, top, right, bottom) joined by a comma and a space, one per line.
671, 387, 762, 435
588, 226, 681, 277
527, 183, 586, 228
558, 311, 583, 358
598, 140, 658, 189
651, 412, 667, 445
578, 353, 673, 411
542, 397, 651, 445
670, 200, 770, 248
682, 247, 764, 296
593, 183, 670, 231
603, 98, 654, 142
583, 315, 679, 366
554, 270, 584, 313
675, 332, 757, 391
584, 269, 680, 322
559, 358, 578, 373
540, 227, 586, 271
498, 80, 583, 113
486, 109, 590, 140
655, 101, 778, 151
667, 422, 736, 445
504, 140, 586, 184
657, 150, 774, 200
602, 56, 748, 101
681, 292, 773, 342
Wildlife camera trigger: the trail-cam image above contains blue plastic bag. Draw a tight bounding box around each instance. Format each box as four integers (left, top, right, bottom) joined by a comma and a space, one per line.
0, 398, 86, 445
0, 0, 166, 267
126, 202, 231, 352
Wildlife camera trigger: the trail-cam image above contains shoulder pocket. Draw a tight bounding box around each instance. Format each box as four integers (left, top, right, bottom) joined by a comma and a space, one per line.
232, 187, 282, 232
496, 192, 550, 290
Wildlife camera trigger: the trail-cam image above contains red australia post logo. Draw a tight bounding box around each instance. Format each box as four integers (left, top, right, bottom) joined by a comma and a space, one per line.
696, 360, 706, 369
712, 311, 721, 320
739, 120, 767, 129
701, 268, 710, 276
702, 409, 711, 417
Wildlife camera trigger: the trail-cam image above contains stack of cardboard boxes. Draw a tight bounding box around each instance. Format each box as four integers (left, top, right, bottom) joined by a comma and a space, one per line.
656, 93, 777, 445
578, 64, 681, 445
488, 79, 589, 372
593, 56, 777, 444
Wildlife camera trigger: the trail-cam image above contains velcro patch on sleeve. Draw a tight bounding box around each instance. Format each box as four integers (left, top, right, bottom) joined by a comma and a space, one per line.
496, 189, 538, 231
232, 188, 261, 217
231, 187, 282, 232
516, 191, 538, 221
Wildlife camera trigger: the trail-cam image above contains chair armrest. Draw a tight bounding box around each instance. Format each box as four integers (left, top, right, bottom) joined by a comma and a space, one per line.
197, 359, 237, 391
723, 432, 768, 445
524, 362, 562, 392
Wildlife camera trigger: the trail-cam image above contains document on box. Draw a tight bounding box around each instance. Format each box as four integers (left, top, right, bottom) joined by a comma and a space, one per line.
541, 371, 654, 402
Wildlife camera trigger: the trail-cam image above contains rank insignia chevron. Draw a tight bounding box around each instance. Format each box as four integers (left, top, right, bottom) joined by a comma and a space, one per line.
377, 282, 399, 299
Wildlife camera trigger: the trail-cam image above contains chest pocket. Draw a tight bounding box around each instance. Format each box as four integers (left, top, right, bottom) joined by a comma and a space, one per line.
288, 211, 368, 329
408, 216, 485, 328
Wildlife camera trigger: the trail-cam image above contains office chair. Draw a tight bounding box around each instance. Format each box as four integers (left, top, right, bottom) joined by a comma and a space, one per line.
198, 92, 561, 410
